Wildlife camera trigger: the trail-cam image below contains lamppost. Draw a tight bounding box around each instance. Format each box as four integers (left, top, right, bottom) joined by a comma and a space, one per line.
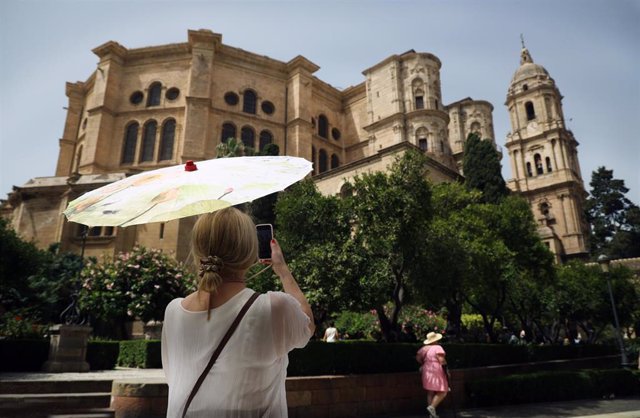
597, 254, 630, 368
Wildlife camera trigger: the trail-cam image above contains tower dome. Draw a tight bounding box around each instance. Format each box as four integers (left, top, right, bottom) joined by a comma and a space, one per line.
511, 47, 550, 84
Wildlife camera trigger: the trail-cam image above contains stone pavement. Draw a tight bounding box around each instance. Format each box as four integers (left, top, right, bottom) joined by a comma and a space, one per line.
1, 369, 639, 418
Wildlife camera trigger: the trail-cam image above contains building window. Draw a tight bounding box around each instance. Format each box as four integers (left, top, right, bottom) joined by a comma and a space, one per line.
540, 202, 550, 217
534, 153, 543, 175
415, 96, 424, 110
523, 84, 529, 91
434, 99, 438, 109
259, 130, 273, 152
130, 91, 144, 105
243, 90, 257, 114
546, 157, 553, 172
79, 225, 115, 238
224, 92, 239, 106
331, 154, 340, 169
221, 123, 236, 143
312, 146, 317, 175
159, 223, 165, 240
159, 119, 176, 161
147, 82, 162, 107
331, 128, 341, 141
122, 122, 139, 164
525, 101, 536, 121
319, 149, 328, 173
418, 138, 427, 151
318, 115, 329, 139
526, 162, 532, 177
440, 140, 444, 153
140, 120, 157, 162
261, 101, 275, 115
165, 87, 180, 101
241, 126, 255, 148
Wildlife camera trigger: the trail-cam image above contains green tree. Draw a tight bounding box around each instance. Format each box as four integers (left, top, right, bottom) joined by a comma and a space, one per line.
216, 137, 254, 158
0, 217, 47, 314
348, 150, 433, 341
462, 133, 509, 204
586, 166, 640, 258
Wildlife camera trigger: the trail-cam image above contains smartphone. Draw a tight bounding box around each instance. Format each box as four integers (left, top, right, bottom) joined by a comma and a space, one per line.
256, 224, 273, 261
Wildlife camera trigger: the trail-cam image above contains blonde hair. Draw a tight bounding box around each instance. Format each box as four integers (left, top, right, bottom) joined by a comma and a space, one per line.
191, 207, 258, 294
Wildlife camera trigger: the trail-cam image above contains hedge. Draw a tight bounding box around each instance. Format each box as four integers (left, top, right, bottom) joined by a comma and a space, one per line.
87, 340, 120, 370
466, 369, 640, 407
0, 338, 620, 373
0, 339, 49, 371
117, 340, 161, 368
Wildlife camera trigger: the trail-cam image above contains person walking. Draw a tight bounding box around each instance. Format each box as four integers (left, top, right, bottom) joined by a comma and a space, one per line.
322, 323, 339, 342
161, 207, 315, 417
416, 331, 449, 418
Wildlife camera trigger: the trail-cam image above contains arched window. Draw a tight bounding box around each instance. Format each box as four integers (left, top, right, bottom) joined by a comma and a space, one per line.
418, 138, 427, 151
534, 153, 543, 175
140, 120, 157, 162
416, 127, 428, 151
147, 82, 162, 107
243, 90, 257, 114
331, 154, 340, 169
259, 130, 273, 152
75, 145, 83, 172
221, 123, 236, 143
440, 140, 444, 153
526, 162, 533, 177
540, 202, 550, 217
545, 157, 553, 172
414, 88, 425, 110
121, 122, 139, 164
312, 146, 317, 175
318, 115, 329, 139
319, 149, 328, 173
241, 126, 255, 148
470, 121, 481, 135
159, 119, 175, 161
525, 101, 536, 121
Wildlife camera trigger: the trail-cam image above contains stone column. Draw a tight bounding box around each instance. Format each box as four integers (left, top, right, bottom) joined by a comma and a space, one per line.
42, 324, 92, 372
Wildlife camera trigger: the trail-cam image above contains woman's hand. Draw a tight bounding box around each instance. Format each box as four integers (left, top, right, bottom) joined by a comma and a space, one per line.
266, 238, 290, 278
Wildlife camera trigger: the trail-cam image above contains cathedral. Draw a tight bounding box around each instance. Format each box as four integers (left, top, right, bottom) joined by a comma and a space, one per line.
1, 29, 589, 262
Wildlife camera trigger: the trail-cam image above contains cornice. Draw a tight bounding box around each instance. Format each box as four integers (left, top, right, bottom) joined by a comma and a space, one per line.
188, 29, 222, 51
362, 51, 441, 75
445, 97, 494, 112
342, 82, 366, 104
362, 112, 405, 132
406, 108, 450, 124
92, 41, 128, 60
86, 105, 116, 117
286, 55, 320, 74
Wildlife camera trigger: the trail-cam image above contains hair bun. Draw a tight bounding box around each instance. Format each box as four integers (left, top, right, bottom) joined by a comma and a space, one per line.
199, 255, 224, 277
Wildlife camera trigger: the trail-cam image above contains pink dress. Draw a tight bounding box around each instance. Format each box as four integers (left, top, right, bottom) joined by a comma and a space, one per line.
417, 345, 448, 392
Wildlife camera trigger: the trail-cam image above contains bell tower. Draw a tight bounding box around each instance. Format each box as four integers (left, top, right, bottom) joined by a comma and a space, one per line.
504, 41, 589, 260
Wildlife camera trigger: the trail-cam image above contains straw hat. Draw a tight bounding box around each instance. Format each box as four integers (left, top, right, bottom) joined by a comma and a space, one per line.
423, 331, 443, 345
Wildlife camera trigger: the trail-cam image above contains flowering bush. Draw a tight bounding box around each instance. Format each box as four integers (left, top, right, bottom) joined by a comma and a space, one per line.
399, 305, 448, 341
0, 312, 47, 339
334, 310, 379, 340
78, 246, 195, 324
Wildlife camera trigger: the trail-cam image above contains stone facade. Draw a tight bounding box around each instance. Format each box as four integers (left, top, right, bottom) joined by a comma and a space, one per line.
504, 47, 590, 260
1, 29, 586, 262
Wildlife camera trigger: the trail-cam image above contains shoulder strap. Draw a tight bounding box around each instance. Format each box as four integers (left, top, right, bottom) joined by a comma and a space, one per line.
182, 291, 260, 418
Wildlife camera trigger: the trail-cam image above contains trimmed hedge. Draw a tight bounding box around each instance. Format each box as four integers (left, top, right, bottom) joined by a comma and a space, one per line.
87, 340, 120, 370
118, 340, 161, 368
466, 369, 640, 407
0, 339, 49, 371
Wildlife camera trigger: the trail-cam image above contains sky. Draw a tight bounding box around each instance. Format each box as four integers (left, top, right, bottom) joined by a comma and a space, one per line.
1, 0, 638, 204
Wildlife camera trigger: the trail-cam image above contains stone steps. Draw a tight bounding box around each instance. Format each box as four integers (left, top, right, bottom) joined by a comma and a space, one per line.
0, 380, 114, 418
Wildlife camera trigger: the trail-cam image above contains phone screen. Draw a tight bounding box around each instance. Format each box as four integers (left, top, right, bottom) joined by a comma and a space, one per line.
256, 224, 273, 260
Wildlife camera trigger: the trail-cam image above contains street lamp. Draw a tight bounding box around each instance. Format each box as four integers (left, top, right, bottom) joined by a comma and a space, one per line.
597, 254, 629, 368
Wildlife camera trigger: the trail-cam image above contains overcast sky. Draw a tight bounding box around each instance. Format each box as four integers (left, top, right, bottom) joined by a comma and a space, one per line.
1, 0, 638, 204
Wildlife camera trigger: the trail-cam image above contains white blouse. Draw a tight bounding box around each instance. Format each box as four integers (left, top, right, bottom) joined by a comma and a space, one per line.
161, 288, 312, 418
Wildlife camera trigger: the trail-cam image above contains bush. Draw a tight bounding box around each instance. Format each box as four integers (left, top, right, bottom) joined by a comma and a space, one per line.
87, 340, 119, 370
466, 369, 640, 407
334, 311, 378, 340
0, 312, 48, 339
79, 246, 195, 337
0, 339, 49, 371
118, 340, 161, 368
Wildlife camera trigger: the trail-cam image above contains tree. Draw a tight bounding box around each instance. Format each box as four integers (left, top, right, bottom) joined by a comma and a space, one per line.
216, 137, 254, 158
348, 150, 433, 341
462, 133, 509, 204
0, 217, 47, 315
586, 166, 640, 258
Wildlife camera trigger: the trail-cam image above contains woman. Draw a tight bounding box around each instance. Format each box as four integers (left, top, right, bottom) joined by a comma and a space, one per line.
161, 207, 315, 417
416, 331, 449, 418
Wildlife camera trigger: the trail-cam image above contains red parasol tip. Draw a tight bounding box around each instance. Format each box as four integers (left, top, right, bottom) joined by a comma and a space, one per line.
184, 160, 198, 172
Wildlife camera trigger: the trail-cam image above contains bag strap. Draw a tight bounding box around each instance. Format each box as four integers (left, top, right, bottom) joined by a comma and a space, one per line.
182, 291, 260, 418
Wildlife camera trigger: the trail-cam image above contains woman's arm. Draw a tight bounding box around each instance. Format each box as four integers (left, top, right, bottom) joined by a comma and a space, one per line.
269, 239, 315, 334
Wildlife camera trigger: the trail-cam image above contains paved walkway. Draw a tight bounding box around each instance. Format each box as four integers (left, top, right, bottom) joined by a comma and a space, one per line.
2, 369, 639, 418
